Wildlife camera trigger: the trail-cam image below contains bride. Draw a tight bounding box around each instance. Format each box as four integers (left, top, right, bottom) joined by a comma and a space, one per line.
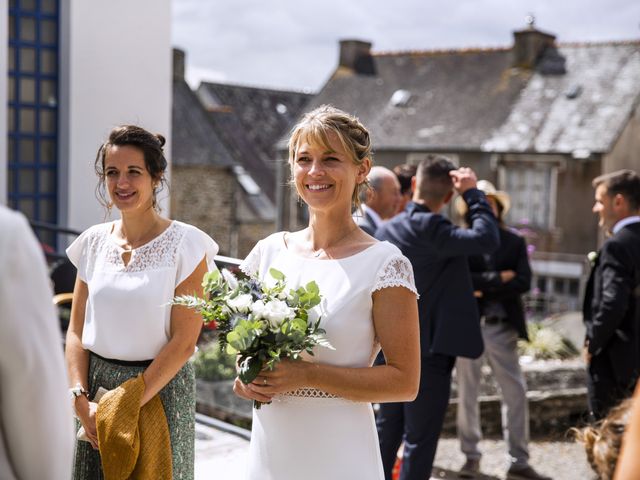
235, 105, 420, 479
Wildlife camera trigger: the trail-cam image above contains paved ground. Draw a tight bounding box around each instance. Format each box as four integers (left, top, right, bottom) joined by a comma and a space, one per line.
195, 421, 248, 479
431, 436, 594, 480
194, 420, 594, 480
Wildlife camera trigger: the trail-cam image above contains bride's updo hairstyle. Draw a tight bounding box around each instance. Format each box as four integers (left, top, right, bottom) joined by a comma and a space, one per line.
94, 125, 168, 211
288, 105, 372, 210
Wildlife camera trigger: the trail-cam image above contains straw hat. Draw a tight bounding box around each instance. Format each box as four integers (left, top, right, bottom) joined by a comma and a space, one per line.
455, 180, 511, 217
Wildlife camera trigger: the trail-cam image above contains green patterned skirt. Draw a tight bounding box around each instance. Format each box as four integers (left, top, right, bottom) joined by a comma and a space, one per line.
73, 353, 195, 480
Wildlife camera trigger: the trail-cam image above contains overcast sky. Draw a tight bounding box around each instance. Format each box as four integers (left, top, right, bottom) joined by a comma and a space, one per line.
172, 0, 640, 92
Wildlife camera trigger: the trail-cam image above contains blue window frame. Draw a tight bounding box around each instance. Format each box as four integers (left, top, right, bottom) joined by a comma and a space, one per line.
8, 0, 59, 249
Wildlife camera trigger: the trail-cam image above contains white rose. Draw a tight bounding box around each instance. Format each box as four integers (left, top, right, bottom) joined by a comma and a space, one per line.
263, 299, 295, 325
227, 293, 253, 313
251, 300, 266, 319
221, 268, 239, 290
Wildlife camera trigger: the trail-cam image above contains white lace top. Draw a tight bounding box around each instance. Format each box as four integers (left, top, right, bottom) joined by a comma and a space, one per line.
240, 232, 417, 392
66, 220, 218, 361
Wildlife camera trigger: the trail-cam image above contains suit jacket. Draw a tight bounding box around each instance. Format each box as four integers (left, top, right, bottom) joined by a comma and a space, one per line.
354, 208, 377, 236
468, 227, 532, 340
584, 222, 640, 382
376, 189, 500, 358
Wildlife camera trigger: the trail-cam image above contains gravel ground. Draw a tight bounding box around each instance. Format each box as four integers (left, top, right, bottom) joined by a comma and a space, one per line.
432, 435, 595, 480
195, 420, 596, 480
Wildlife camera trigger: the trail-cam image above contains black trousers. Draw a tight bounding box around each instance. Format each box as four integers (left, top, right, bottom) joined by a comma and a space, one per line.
587, 353, 637, 420
377, 353, 456, 480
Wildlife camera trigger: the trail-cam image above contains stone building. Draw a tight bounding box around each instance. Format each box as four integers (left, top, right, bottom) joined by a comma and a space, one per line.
277, 23, 640, 314
171, 49, 312, 257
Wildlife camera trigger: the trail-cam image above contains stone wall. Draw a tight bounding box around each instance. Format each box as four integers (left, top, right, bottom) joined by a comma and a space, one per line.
236, 222, 276, 259
196, 358, 589, 437
443, 359, 588, 436
171, 165, 236, 255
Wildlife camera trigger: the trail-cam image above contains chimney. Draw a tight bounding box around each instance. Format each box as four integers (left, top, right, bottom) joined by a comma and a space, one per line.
338, 39, 375, 75
512, 17, 556, 69
173, 48, 185, 82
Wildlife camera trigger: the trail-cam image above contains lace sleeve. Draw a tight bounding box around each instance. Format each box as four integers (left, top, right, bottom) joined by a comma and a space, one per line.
240, 241, 262, 277
372, 254, 418, 298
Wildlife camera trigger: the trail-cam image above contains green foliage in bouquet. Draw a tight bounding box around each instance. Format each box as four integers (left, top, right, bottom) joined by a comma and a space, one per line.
174, 267, 333, 408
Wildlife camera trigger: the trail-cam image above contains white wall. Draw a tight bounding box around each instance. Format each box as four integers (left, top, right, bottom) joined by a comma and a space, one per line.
0, 0, 7, 204
60, 0, 172, 232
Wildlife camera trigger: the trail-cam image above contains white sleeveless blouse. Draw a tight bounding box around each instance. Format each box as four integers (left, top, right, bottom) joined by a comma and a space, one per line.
66, 220, 218, 361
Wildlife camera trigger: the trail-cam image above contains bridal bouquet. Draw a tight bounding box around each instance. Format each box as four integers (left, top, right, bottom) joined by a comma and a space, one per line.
174, 267, 332, 408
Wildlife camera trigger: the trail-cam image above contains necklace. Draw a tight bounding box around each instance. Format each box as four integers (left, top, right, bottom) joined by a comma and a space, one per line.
118, 218, 161, 251
310, 225, 358, 258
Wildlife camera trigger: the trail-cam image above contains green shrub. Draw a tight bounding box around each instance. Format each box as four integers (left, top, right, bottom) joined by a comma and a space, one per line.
518, 323, 579, 360
192, 343, 237, 381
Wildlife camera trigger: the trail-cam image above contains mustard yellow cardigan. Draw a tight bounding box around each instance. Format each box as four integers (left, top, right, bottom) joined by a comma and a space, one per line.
96, 375, 172, 480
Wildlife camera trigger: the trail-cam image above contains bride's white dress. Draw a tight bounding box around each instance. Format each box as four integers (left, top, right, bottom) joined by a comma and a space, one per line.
240, 232, 417, 480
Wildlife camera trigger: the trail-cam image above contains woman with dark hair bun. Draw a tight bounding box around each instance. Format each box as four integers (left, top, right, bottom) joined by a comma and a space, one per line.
65, 125, 218, 479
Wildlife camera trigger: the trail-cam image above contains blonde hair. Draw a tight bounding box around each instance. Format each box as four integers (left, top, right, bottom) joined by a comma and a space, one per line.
573, 398, 633, 480
287, 105, 372, 210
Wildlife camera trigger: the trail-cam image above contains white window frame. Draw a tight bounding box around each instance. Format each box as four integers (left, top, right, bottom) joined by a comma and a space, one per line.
498, 162, 559, 229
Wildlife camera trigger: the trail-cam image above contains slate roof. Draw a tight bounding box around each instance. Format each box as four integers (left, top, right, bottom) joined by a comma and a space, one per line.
299, 40, 640, 155
197, 82, 312, 201
483, 42, 640, 154
172, 80, 236, 168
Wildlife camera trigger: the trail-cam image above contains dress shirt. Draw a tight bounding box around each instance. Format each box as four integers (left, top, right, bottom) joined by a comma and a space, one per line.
362, 205, 384, 230
612, 216, 640, 235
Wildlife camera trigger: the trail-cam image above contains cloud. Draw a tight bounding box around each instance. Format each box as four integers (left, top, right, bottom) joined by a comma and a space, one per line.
172, 0, 640, 91
184, 65, 228, 89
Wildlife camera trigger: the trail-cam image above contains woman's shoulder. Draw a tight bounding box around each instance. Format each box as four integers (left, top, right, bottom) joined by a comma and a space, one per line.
371, 240, 405, 259
171, 220, 219, 251
257, 231, 287, 251
77, 221, 113, 242
171, 220, 211, 240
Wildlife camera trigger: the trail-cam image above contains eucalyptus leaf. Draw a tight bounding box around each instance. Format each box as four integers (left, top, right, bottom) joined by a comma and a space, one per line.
269, 268, 285, 281
238, 356, 262, 384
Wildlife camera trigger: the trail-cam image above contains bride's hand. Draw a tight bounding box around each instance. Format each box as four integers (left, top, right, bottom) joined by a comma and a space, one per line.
233, 376, 274, 403
252, 359, 311, 395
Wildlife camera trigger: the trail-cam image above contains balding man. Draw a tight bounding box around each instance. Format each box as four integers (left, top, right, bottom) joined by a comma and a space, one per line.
355, 166, 401, 235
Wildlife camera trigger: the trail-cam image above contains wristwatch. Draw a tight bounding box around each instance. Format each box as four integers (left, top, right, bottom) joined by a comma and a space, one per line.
69, 383, 89, 401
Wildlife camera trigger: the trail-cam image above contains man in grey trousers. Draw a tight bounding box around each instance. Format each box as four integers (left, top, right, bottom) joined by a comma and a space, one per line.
454, 181, 550, 480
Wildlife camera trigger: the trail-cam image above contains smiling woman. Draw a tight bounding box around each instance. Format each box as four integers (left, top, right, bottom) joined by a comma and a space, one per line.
65, 125, 219, 479
233, 105, 420, 480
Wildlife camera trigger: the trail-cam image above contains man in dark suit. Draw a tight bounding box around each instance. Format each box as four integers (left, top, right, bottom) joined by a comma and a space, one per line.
584, 169, 640, 420
455, 181, 550, 480
375, 156, 500, 480
354, 166, 401, 235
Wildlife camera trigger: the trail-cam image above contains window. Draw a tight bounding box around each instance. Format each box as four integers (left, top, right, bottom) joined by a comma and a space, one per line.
8, 0, 59, 248
499, 163, 557, 229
